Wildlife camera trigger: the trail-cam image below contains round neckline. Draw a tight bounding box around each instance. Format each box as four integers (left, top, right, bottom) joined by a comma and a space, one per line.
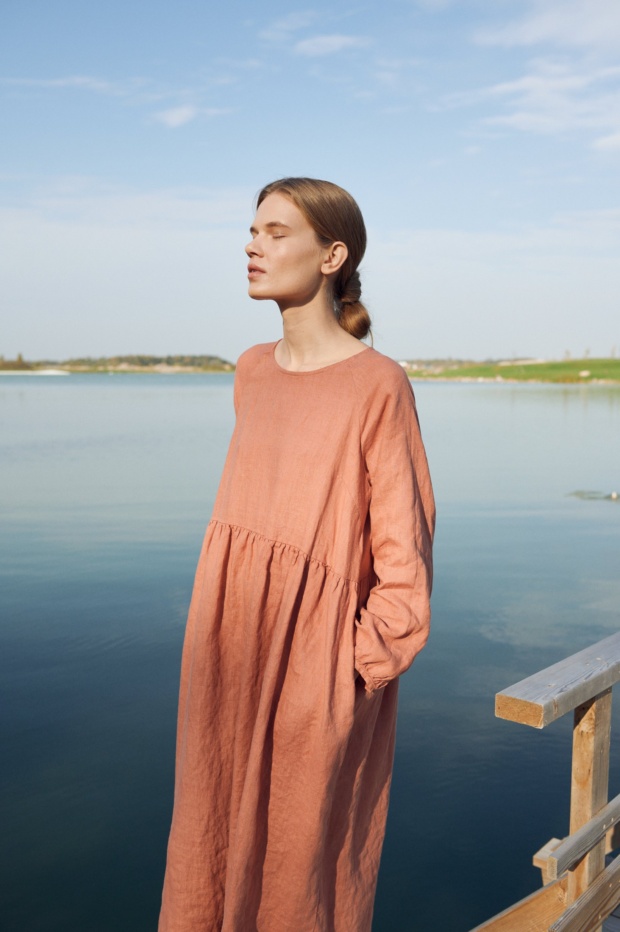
270, 340, 372, 375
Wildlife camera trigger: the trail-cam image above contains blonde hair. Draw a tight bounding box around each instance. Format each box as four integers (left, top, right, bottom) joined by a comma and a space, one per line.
257, 177, 372, 341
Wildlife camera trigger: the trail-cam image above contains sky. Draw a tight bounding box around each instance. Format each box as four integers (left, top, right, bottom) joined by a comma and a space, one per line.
1, 0, 619, 363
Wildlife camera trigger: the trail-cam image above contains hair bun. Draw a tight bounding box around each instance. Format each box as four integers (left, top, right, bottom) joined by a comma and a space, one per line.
336, 270, 371, 340
339, 271, 362, 306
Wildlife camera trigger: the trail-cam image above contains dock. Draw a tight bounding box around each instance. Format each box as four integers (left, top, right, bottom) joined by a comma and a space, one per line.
470, 632, 620, 932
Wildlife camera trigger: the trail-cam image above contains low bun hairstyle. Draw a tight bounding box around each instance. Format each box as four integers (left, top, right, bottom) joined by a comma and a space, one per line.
256, 177, 372, 341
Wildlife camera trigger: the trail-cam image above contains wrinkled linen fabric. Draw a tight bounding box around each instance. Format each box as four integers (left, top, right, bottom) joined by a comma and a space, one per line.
159, 342, 435, 932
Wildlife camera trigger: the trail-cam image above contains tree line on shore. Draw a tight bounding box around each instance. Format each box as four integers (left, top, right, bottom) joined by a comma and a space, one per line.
0, 354, 234, 372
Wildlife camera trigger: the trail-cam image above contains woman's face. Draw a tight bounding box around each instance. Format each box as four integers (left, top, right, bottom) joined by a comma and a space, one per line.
246, 192, 329, 309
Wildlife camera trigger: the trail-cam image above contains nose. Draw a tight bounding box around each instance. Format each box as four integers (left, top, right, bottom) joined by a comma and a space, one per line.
245, 235, 263, 258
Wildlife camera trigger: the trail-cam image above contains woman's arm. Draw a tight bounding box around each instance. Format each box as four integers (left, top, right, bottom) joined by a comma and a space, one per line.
354, 367, 435, 693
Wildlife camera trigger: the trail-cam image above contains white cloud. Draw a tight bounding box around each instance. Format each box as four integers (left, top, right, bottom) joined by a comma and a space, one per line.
152, 105, 230, 128
294, 35, 370, 57
259, 11, 317, 43
2, 73, 233, 123
486, 64, 620, 134
2, 75, 142, 96
477, 0, 620, 52
153, 105, 199, 128
444, 59, 620, 140
593, 131, 620, 150
461, 3, 620, 146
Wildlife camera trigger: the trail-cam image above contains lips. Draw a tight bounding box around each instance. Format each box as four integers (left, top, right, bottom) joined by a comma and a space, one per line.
247, 264, 265, 275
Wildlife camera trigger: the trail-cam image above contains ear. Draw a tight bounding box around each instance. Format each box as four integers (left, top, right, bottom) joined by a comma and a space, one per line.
320, 241, 348, 277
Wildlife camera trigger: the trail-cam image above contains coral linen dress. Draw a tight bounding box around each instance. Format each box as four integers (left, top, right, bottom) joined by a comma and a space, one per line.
159, 342, 435, 932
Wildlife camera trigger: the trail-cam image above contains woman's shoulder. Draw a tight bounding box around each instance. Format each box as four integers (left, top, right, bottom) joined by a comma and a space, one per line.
235, 342, 277, 375
351, 347, 413, 393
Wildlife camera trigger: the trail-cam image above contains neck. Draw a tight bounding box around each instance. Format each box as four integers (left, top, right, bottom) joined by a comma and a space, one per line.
275, 295, 365, 372
280, 300, 341, 358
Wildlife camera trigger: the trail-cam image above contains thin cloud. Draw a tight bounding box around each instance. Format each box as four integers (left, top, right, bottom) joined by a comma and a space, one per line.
414, 0, 455, 9
153, 105, 230, 128
3, 72, 234, 132
294, 35, 370, 57
373, 57, 421, 89
22, 177, 252, 229
2, 75, 142, 96
154, 105, 199, 128
477, 0, 620, 52
593, 131, 620, 150
259, 11, 317, 43
484, 63, 620, 135
445, 60, 620, 141
212, 57, 264, 70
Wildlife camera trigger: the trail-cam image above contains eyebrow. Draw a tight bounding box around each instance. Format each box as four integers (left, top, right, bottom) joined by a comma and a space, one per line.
249, 221, 293, 234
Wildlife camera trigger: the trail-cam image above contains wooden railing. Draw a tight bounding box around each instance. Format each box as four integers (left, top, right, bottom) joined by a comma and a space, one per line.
470, 632, 620, 932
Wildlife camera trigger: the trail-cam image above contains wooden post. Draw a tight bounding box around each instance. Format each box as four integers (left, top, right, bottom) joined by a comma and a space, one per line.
567, 687, 612, 925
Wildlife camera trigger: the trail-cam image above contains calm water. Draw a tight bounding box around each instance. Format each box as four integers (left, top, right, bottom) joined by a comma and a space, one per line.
1, 373, 619, 931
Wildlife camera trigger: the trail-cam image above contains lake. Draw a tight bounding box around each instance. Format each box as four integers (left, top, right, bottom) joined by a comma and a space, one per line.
1, 372, 619, 931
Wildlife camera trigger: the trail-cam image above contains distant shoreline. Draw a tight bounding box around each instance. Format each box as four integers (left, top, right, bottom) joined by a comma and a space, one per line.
0, 354, 234, 375
401, 357, 620, 384
1, 355, 619, 383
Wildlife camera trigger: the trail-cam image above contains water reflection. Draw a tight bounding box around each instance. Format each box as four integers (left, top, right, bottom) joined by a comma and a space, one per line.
1, 376, 619, 931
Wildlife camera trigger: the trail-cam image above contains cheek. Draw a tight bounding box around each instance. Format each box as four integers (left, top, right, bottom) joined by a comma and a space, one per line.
294, 245, 324, 275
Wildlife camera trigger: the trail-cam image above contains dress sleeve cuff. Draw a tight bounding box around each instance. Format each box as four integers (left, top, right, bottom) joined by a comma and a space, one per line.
354, 659, 388, 694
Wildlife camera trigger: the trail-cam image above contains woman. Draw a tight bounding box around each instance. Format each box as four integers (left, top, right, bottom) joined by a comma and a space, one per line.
159, 178, 435, 931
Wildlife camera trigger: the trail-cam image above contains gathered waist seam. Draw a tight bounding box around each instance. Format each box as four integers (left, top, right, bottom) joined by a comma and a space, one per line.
208, 518, 373, 589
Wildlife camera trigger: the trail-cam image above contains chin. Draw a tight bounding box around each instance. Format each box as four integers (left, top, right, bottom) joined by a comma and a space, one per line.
248, 284, 275, 301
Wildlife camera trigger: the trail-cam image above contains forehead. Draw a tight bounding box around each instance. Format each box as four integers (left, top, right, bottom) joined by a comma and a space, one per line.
253, 191, 309, 229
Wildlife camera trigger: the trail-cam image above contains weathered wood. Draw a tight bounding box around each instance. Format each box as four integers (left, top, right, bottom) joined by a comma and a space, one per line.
550, 854, 620, 932
469, 876, 567, 931
567, 690, 612, 911
495, 633, 620, 728
548, 794, 620, 879
534, 838, 563, 884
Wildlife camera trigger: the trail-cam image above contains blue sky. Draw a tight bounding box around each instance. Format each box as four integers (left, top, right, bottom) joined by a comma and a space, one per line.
1, 0, 619, 362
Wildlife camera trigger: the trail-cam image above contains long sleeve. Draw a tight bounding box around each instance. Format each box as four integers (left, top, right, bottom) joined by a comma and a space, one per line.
354, 367, 435, 693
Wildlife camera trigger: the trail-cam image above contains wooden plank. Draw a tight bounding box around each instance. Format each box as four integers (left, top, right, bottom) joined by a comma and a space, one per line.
469, 877, 567, 931
549, 794, 620, 879
567, 690, 612, 908
534, 838, 563, 884
550, 854, 620, 932
604, 855, 620, 930
495, 632, 620, 728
